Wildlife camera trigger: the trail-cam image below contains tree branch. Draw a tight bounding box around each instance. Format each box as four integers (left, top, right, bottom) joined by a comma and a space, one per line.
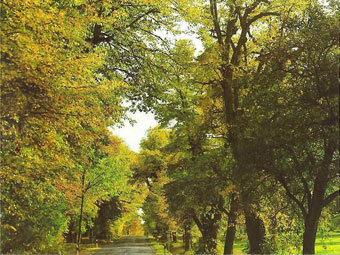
209, 0, 223, 45
286, 148, 312, 210
248, 12, 279, 26
323, 190, 339, 207
125, 8, 160, 29
191, 210, 203, 233
277, 176, 307, 218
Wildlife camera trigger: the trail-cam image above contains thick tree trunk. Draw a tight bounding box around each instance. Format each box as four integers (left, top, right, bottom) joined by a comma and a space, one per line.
301, 172, 329, 254
224, 197, 237, 254
245, 211, 266, 254
193, 214, 220, 254
199, 228, 218, 254
302, 193, 323, 254
302, 218, 318, 255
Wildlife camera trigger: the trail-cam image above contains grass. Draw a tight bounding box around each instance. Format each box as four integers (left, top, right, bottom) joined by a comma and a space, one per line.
233, 240, 248, 254
57, 236, 116, 255
59, 243, 101, 255
150, 238, 168, 255
315, 231, 340, 254
231, 232, 340, 255
170, 242, 193, 254
164, 231, 340, 254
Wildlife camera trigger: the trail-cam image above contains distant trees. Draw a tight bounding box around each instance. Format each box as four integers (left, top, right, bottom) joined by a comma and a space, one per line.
93, 197, 122, 240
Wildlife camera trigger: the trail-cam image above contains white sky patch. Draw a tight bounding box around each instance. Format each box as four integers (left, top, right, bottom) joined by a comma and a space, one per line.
175, 22, 204, 55
111, 110, 158, 152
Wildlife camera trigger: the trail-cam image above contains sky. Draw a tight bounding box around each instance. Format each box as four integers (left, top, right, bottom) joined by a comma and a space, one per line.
111, 111, 158, 152
112, 23, 203, 153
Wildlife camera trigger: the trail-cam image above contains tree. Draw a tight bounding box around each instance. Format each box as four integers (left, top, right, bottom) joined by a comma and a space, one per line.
0, 0, 132, 251
74, 137, 133, 252
134, 127, 176, 241
172, 0, 316, 253
0, 0, 116, 251
130, 40, 231, 253
244, 3, 339, 253
164, 129, 216, 253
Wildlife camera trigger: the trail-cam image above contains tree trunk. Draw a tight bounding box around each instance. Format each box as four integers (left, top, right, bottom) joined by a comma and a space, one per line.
199, 228, 218, 254
183, 225, 191, 251
302, 194, 323, 254
224, 197, 237, 254
185, 233, 191, 251
245, 211, 266, 254
89, 228, 93, 243
66, 220, 74, 243
301, 170, 330, 254
77, 168, 87, 253
302, 218, 318, 255
193, 214, 219, 254
77, 191, 85, 253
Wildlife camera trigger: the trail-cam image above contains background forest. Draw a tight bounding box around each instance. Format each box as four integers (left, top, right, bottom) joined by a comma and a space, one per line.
0, 0, 339, 254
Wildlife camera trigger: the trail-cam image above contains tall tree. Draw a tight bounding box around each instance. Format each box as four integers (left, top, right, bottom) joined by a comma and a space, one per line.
243, 3, 339, 253
173, 0, 309, 253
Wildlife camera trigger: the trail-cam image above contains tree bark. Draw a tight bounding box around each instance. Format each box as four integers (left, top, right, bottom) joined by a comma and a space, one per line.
89, 228, 93, 243
302, 209, 322, 255
199, 228, 218, 254
193, 213, 220, 254
245, 211, 266, 254
302, 182, 324, 254
184, 225, 191, 251
302, 217, 318, 255
76, 191, 85, 253
224, 196, 237, 254
77, 169, 86, 253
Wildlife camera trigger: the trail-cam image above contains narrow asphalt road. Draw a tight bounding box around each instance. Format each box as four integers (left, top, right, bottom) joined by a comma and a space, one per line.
96, 236, 155, 255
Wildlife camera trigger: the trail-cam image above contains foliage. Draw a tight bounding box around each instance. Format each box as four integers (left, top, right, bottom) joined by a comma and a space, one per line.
1, 0, 339, 254
0, 0, 153, 252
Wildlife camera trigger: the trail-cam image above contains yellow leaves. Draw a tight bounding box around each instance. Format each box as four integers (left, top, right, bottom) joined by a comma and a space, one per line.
99, 135, 122, 156
137, 0, 156, 5
74, 0, 86, 5
3, 224, 17, 232
219, 185, 236, 196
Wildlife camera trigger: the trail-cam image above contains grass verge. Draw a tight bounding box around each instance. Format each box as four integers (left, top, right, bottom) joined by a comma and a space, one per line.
165, 231, 340, 254
315, 231, 340, 254
149, 238, 168, 255
59, 243, 101, 255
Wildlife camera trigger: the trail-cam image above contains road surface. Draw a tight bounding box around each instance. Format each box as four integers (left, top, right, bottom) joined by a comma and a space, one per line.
96, 236, 155, 255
